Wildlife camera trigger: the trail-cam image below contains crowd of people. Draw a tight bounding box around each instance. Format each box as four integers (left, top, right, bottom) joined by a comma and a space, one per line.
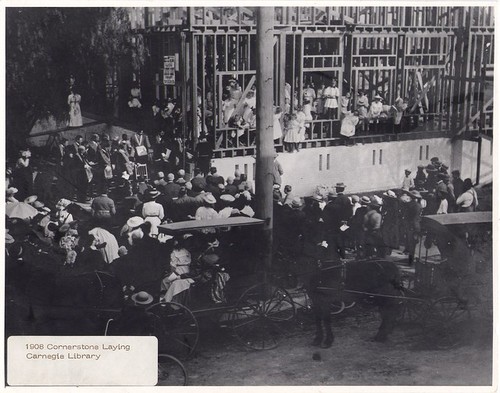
6, 124, 481, 309
273, 156, 479, 269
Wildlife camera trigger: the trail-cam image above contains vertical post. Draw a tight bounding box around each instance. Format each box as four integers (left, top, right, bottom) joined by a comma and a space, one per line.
181, 32, 188, 169
256, 7, 275, 278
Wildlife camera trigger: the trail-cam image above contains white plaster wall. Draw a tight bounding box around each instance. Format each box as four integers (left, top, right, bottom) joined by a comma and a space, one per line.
461, 137, 493, 184
213, 138, 456, 196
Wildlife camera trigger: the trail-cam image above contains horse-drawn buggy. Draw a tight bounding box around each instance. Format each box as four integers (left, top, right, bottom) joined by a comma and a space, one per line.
306, 211, 492, 349
16, 216, 300, 384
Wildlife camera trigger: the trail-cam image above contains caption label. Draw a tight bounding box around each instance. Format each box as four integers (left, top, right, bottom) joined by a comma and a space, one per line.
8, 336, 158, 386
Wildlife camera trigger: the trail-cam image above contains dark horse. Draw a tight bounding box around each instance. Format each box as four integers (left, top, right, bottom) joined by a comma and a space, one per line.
25, 269, 124, 334
307, 258, 403, 347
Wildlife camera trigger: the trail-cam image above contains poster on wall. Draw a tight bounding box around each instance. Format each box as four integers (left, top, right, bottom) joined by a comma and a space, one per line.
163, 55, 176, 85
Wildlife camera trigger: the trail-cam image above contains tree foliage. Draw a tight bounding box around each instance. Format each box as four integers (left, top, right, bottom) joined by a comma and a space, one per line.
6, 7, 147, 146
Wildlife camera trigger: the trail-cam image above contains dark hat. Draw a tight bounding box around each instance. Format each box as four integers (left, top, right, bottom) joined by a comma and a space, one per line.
202, 254, 220, 265
146, 189, 160, 199
425, 164, 437, 172
430, 157, 440, 163
409, 190, 422, 199
404, 169, 411, 174
417, 165, 425, 169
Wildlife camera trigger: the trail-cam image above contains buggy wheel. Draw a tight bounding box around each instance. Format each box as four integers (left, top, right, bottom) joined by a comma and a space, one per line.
398, 289, 430, 324
424, 297, 471, 349
231, 283, 296, 350
157, 354, 188, 386
147, 302, 199, 359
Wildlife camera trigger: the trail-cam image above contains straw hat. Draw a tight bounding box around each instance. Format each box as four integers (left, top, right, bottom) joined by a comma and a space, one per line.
203, 193, 217, 204
131, 291, 153, 305
220, 194, 235, 203
126, 216, 144, 229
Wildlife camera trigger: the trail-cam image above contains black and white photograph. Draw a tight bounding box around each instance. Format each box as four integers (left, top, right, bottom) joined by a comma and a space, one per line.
4, 4, 495, 388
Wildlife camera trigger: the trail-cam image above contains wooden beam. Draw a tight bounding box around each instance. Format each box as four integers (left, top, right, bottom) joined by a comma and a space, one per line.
456, 96, 494, 135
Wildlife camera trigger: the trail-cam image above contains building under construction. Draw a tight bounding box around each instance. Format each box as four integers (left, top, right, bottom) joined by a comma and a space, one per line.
128, 6, 494, 194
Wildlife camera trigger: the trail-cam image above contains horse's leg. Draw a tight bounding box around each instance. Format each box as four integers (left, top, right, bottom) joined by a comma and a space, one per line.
312, 314, 323, 346
374, 301, 399, 342
321, 313, 334, 348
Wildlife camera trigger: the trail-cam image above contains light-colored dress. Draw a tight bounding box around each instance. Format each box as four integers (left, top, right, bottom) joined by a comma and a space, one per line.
368, 101, 383, 120
88, 227, 119, 263
284, 119, 302, 143
142, 201, 165, 236
356, 96, 369, 119
161, 248, 194, 303
68, 93, 83, 127
323, 86, 339, 109
273, 112, 283, 140
296, 110, 307, 142
195, 206, 219, 220
340, 113, 360, 137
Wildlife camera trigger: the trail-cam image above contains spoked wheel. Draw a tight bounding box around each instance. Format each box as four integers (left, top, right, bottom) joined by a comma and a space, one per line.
398, 289, 430, 324
147, 302, 199, 359
424, 297, 471, 349
157, 354, 188, 386
231, 283, 296, 350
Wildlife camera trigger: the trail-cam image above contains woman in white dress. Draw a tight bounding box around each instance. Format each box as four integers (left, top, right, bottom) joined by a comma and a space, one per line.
296, 106, 307, 142
68, 89, 83, 127
141, 189, 164, 237
273, 107, 283, 143
160, 239, 194, 303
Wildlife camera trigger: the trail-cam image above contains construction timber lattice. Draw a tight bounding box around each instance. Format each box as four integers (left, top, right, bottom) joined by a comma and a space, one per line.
128, 7, 494, 158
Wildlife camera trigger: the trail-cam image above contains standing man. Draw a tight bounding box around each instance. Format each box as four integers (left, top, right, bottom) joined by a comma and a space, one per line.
402, 169, 414, 191
91, 187, 116, 228
195, 133, 213, 176
406, 190, 423, 265
131, 130, 151, 164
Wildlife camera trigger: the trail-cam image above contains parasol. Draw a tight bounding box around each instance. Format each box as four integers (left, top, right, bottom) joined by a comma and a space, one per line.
6, 202, 39, 220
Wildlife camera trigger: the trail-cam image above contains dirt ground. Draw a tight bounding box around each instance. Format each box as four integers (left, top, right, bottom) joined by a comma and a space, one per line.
183, 308, 493, 386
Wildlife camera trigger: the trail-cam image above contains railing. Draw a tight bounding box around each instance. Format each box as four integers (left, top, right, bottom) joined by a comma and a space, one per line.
211, 112, 455, 155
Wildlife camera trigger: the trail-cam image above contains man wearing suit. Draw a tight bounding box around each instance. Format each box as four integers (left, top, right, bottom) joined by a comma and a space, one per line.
131, 129, 151, 164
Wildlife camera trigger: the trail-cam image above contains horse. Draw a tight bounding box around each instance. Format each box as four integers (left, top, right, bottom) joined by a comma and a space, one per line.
25, 268, 124, 334
306, 257, 403, 347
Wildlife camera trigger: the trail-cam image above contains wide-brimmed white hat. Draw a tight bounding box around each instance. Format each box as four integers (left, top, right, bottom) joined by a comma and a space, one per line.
203, 193, 217, 204
126, 216, 144, 229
